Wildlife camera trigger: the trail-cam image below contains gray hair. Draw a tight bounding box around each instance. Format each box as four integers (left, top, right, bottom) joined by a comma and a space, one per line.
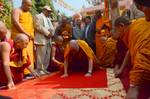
69, 40, 79, 51
114, 17, 131, 27
14, 34, 29, 42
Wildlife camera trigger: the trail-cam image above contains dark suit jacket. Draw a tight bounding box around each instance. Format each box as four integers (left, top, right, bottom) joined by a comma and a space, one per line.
83, 22, 96, 46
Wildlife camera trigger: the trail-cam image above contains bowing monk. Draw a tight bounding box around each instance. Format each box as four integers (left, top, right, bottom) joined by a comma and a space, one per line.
114, 1, 150, 97
11, 0, 34, 76
0, 21, 14, 89
0, 34, 39, 89
61, 40, 97, 78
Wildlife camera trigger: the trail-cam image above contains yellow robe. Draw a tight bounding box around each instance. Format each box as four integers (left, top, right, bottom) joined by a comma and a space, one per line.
95, 17, 110, 61
11, 11, 34, 74
0, 48, 31, 83
122, 18, 150, 85
10, 48, 31, 68
99, 37, 117, 67
64, 40, 95, 61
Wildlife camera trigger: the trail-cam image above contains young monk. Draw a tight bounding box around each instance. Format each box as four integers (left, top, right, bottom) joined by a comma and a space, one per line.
48, 36, 64, 72
0, 21, 15, 89
0, 34, 39, 89
61, 40, 97, 78
97, 24, 117, 68
114, 4, 150, 98
95, 11, 110, 61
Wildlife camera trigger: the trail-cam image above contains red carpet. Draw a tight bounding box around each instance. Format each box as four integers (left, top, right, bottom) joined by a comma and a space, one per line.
0, 70, 107, 98
35, 69, 107, 88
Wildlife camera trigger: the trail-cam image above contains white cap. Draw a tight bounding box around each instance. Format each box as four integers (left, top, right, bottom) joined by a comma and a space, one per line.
43, 5, 52, 11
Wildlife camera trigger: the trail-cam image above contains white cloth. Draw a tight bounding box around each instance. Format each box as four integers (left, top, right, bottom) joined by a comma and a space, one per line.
42, 13, 54, 30
42, 13, 54, 38
34, 13, 54, 72
36, 44, 51, 71
34, 13, 54, 45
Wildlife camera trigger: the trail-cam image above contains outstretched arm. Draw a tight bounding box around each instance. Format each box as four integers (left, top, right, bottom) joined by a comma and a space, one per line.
27, 66, 40, 79
61, 57, 68, 78
115, 50, 130, 77
1, 42, 15, 89
51, 46, 64, 66
85, 58, 93, 77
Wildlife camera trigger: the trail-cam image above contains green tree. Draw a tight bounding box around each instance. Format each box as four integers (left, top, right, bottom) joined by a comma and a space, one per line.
31, 0, 38, 15
0, 0, 12, 29
32, 0, 57, 20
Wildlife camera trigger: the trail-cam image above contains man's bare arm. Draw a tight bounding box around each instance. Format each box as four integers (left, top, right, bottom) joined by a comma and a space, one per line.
1, 42, 15, 89
85, 58, 93, 77
51, 46, 64, 65
27, 66, 40, 79
61, 57, 68, 78
120, 50, 130, 71
115, 50, 130, 77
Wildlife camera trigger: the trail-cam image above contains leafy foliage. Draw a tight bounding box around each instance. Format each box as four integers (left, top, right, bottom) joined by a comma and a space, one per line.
32, 0, 57, 20
0, 0, 58, 29
0, 0, 12, 29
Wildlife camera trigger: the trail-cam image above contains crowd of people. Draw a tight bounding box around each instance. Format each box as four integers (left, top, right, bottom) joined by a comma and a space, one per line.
0, 0, 150, 99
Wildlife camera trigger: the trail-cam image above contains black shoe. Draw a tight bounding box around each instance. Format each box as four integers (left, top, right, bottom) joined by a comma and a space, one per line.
43, 70, 50, 74
24, 74, 34, 80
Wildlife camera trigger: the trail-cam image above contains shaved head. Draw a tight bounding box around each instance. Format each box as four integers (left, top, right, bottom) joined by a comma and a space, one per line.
54, 36, 63, 46
69, 40, 79, 51
14, 34, 29, 49
21, 0, 32, 12
114, 17, 131, 27
22, 0, 32, 4
55, 36, 63, 42
0, 21, 7, 39
14, 34, 29, 43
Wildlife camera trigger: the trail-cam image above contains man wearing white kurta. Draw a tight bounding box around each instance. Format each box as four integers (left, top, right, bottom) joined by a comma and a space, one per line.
34, 6, 54, 75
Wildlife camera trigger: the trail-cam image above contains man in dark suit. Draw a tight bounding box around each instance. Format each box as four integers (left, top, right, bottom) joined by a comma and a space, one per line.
83, 16, 96, 52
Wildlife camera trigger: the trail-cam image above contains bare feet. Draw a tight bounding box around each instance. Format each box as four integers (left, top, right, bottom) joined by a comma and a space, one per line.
7, 81, 15, 89
61, 74, 68, 78
85, 72, 92, 77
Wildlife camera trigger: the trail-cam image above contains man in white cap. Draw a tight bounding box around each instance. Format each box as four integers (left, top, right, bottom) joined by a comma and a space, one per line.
34, 5, 54, 75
